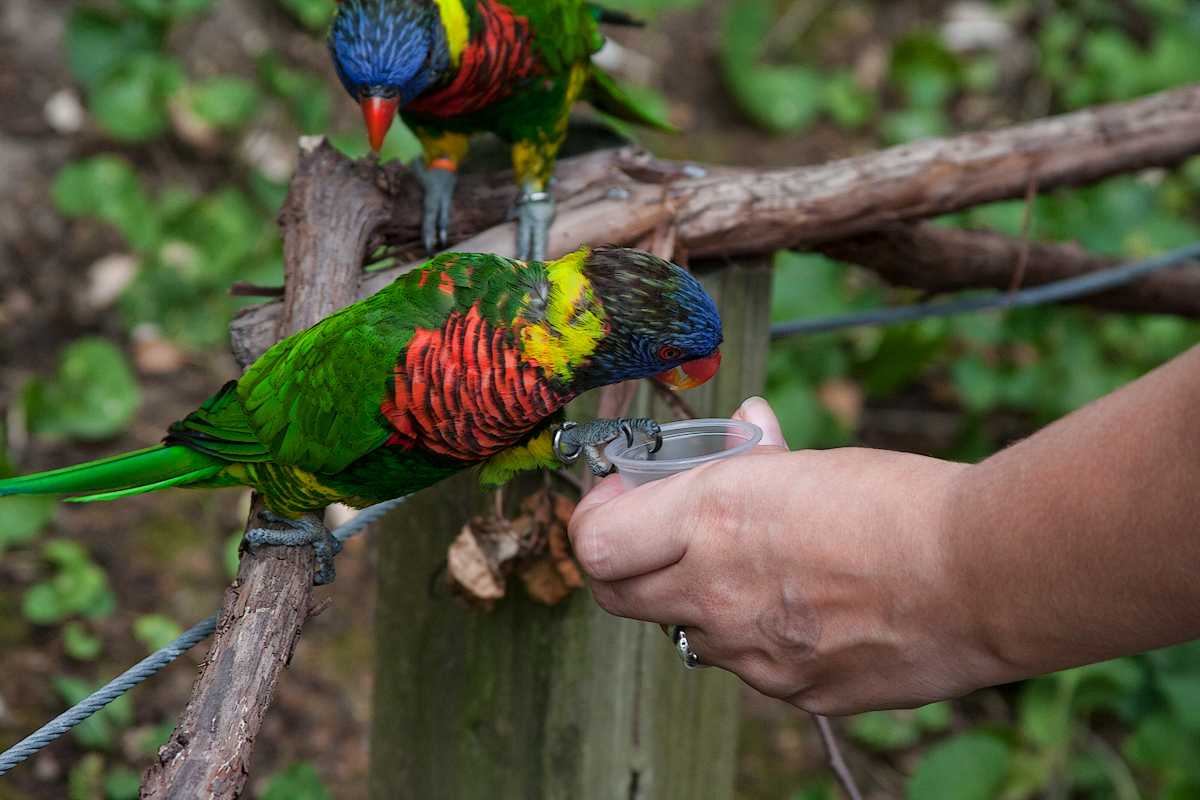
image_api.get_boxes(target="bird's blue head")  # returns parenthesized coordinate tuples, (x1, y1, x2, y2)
(328, 0, 451, 150)
(574, 247, 724, 393)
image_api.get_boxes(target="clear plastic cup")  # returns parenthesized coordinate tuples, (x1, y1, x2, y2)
(603, 418, 763, 491)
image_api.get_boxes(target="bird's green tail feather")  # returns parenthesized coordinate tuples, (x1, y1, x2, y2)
(586, 69, 679, 133)
(0, 446, 225, 501)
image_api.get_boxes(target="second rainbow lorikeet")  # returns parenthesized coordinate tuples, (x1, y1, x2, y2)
(327, 0, 674, 261)
(0, 247, 721, 584)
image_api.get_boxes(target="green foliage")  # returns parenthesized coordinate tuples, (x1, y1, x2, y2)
(54, 156, 284, 348)
(53, 675, 133, 751)
(0, 494, 58, 553)
(906, 731, 1012, 800)
(258, 52, 332, 134)
(850, 702, 952, 751)
(54, 156, 158, 251)
(719, 0, 873, 135)
(62, 621, 104, 661)
(277, 0, 338, 31)
(20, 337, 141, 441)
(134, 613, 183, 652)
(260, 762, 332, 800)
(23, 540, 118, 626)
(186, 76, 260, 130)
(103, 766, 142, 800)
(69, 752, 105, 800)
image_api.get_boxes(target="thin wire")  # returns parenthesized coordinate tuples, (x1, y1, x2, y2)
(770, 240, 1200, 339)
(0, 613, 218, 775)
(0, 495, 408, 776)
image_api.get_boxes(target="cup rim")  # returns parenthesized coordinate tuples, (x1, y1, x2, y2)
(602, 418, 763, 472)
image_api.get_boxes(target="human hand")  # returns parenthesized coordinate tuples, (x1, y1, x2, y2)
(569, 397, 983, 715)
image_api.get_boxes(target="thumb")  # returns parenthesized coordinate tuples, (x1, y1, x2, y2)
(732, 396, 789, 450)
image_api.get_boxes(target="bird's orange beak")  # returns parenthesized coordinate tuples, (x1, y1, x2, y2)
(653, 350, 721, 391)
(360, 96, 400, 152)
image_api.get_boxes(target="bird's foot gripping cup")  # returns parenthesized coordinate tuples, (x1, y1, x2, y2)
(553, 418, 663, 477)
(242, 511, 343, 585)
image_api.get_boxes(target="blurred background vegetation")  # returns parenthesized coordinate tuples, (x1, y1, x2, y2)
(2, 0, 1200, 798)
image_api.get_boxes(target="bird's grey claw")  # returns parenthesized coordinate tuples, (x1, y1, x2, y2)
(515, 191, 556, 262)
(410, 157, 457, 255)
(554, 417, 662, 477)
(243, 511, 342, 585)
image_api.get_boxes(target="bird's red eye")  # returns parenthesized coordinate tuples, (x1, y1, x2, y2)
(658, 345, 682, 361)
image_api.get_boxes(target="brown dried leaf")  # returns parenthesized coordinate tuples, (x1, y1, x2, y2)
(517, 556, 574, 606)
(447, 526, 505, 606)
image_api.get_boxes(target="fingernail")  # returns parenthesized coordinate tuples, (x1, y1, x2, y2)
(740, 396, 766, 411)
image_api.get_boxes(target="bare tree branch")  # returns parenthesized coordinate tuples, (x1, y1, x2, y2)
(141, 139, 381, 800)
(229, 83, 1200, 363)
(815, 221, 1200, 317)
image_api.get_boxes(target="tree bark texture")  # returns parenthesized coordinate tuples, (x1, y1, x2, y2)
(367, 258, 772, 800)
(231, 83, 1200, 364)
(142, 138, 379, 799)
(814, 221, 1200, 317)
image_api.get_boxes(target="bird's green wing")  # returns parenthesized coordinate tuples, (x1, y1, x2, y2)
(235, 286, 430, 476)
(586, 68, 678, 132)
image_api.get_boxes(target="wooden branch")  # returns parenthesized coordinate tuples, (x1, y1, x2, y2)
(229, 83, 1200, 364)
(142, 138, 378, 799)
(814, 221, 1200, 317)
(671, 83, 1200, 256)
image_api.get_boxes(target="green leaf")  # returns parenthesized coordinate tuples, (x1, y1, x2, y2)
(261, 762, 332, 800)
(62, 621, 104, 661)
(821, 69, 876, 132)
(889, 31, 961, 108)
(104, 766, 143, 800)
(53, 155, 159, 251)
(277, 0, 338, 31)
(115, 0, 215, 23)
(258, 53, 331, 134)
(881, 107, 951, 145)
(188, 76, 260, 130)
(785, 780, 834, 800)
(23, 539, 118, 625)
(850, 710, 920, 751)
(134, 613, 183, 652)
(0, 494, 58, 552)
(69, 752, 105, 800)
(89, 52, 184, 142)
(64, 8, 161, 90)
(22, 582, 65, 625)
(52, 676, 134, 750)
(1125, 713, 1200, 786)
(726, 63, 823, 134)
(857, 320, 948, 398)
(22, 337, 142, 441)
(914, 701, 953, 732)
(224, 531, 242, 580)
(906, 731, 1012, 800)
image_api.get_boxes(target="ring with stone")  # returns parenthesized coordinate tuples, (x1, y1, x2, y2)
(667, 625, 710, 669)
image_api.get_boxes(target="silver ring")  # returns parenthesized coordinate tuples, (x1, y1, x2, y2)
(552, 421, 581, 464)
(518, 190, 552, 204)
(667, 625, 709, 669)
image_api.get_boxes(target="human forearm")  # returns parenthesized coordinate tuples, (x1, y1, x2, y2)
(945, 343, 1200, 684)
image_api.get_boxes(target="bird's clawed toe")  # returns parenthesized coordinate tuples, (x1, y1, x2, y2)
(243, 511, 342, 585)
(553, 417, 662, 477)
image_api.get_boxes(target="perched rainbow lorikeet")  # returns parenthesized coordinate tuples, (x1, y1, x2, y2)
(0, 247, 721, 584)
(327, 0, 674, 261)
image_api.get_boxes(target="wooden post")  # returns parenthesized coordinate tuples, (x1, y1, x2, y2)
(367, 257, 772, 799)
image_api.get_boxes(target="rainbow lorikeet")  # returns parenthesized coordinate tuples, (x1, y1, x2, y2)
(0, 247, 721, 584)
(327, 0, 674, 261)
